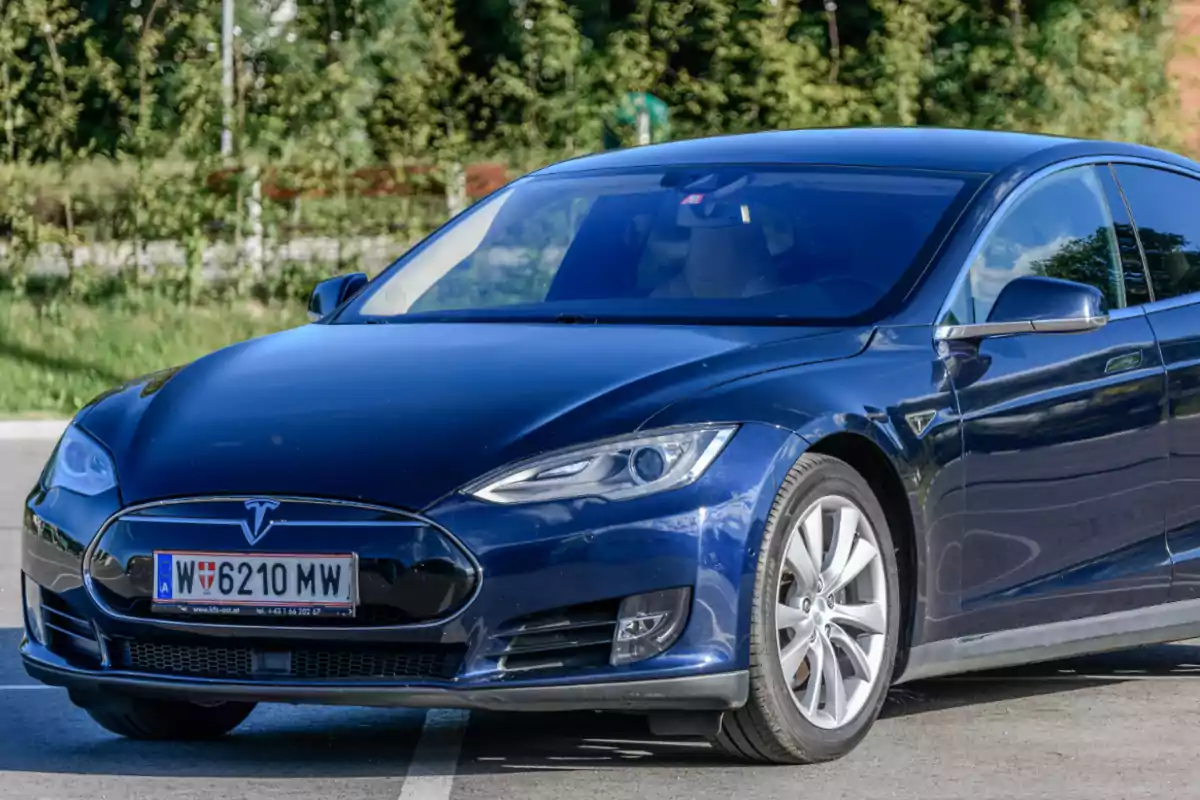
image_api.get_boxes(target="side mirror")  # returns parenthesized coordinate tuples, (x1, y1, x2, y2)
(937, 276, 1108, 342)
(308, 273, 368, 322)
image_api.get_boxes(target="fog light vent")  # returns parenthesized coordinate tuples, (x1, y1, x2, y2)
(611, 587, 692, 666)
(23, 575, 45, 646)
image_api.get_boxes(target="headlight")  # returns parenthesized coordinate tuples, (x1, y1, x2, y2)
(43, 426, 118, 496)
(464, 425, 737, 505)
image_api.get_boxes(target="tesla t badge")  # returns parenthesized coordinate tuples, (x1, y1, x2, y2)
(240, 498, 281, 545)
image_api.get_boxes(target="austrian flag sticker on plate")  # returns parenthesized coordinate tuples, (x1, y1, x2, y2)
(198, 561, 216, 590)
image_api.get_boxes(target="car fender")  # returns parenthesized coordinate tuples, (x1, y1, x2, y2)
(642, 324, 963, 652)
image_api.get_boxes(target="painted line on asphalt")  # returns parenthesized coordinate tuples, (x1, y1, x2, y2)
(584, 738, 713, 749)
(934, 673, 1200, 682)
(0, 685, 56, 690)
(0, 420, 69, 440)
(397, 709, 470, 800)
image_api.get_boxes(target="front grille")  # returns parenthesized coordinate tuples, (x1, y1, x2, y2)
(118, 641, 465, 681)
(490, 599, 619, 674)
(87, 498, 480, 629)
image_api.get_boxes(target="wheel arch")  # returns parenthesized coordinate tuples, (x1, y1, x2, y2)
(804, 430, 919, 680)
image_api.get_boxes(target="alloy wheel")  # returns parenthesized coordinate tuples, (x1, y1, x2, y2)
(775, 494, 888, 730)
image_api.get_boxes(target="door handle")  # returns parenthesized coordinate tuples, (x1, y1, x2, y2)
(1105, 351, 1143, 374)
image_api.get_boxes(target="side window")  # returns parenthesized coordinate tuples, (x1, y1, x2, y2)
(1098, 165, 1153, 306)
(1112, 165, 1200, 301)
(949, 166, 1125, 324)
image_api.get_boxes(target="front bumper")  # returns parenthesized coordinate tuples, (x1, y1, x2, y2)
(22, 639, 748, 711)
(22, 423, 805, 706)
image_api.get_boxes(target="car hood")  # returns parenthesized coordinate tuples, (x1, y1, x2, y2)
(79, 321, 872, 510)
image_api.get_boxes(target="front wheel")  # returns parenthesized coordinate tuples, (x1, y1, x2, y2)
(70, 690, 256, 740)
(711, 453, 901, 764)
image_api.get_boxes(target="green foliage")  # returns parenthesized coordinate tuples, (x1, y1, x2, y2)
(0, 2, 34, 163)
(489, 0, 595, 155)
(0, 0, 1186, 168)
(0, 0, 1189, 306)
(601, 0, 692, 120)
(0, 0, 1190, 413)
(0, 288, 306, 414)
(370, 0, 473, 165)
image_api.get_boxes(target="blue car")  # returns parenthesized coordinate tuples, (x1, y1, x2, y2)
(21, 127, 1200, 763)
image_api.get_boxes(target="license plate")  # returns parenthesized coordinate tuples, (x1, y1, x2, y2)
(152, 551, 357, 618)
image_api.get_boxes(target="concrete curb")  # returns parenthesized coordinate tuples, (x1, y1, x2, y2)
(0, 420, 70, 440)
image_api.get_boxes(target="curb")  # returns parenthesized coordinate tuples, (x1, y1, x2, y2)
(0, 420, 69, 440)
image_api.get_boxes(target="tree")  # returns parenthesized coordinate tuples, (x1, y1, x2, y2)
(672, 0, 738, 135)
(23, 0, 113, 242)
(868, 0, 951, 126)
(489, 0, 594, 156)
(370, 0, 472, 162)
(0, 2, 33, 163)
(600, 0, 692, 140)
(738, 0, 864, 131)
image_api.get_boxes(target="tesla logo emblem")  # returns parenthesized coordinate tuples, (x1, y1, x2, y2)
(240, 498, 281, 545)
(905, 411, 937, 438)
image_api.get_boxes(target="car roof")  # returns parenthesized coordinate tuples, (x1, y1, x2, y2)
(535, 126, 1198, 177)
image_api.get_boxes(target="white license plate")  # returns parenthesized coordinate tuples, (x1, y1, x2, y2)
(152, 551, 357, 618)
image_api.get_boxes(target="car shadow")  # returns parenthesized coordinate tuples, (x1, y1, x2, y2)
(3, 624, 1198, 778)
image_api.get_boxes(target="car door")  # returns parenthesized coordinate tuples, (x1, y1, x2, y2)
(1111, 163, 1200, 602)
(937, 163, 1171, 639)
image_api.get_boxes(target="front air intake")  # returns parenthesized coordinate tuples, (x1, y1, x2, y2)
(489, 599, 620, 674)
(40, 590, 104, 668)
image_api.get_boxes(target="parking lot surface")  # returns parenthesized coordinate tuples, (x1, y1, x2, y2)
(3, 437, 1198, 800)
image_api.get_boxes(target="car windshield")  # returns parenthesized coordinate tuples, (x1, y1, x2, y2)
(341, 165, 980, 324)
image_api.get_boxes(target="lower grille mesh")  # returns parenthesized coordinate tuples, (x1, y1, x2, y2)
(124, 642, 253, 677)
(119, 641, 464, 681)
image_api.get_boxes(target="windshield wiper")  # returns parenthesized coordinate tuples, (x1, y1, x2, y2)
(552, 313, 599, 324)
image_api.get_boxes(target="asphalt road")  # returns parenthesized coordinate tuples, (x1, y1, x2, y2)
(3, 436, 1200, 800)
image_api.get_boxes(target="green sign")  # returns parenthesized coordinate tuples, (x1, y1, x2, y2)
(613, 91, 670, 127)
(604, 92, 670, 150)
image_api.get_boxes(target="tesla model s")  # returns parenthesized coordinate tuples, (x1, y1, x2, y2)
(21, 127, 1200, 763)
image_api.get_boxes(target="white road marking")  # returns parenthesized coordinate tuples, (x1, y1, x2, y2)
(397, 709, 470, 800)
(0, 685, 56, 690)
(584, 738, 713, 748)
(501, 764, 612, 772)
(933, 673, 1200, 682)
(0, 420, 69, 440)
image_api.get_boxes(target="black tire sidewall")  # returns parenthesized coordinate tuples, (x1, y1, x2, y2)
(750, 455, 901, 762)
(72, 691, 255, 740)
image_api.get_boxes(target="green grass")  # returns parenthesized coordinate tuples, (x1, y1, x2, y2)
(0, 294, 308, 415)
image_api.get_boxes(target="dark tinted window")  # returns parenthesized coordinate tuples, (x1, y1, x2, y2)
(347, 166, 978, 324)
(948, 165, 1124, 324)
(1114, 164, 1200, 301)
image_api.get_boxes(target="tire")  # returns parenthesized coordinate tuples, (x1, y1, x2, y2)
(711, 453, 901, 764)
(70, 690, 255, 741)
